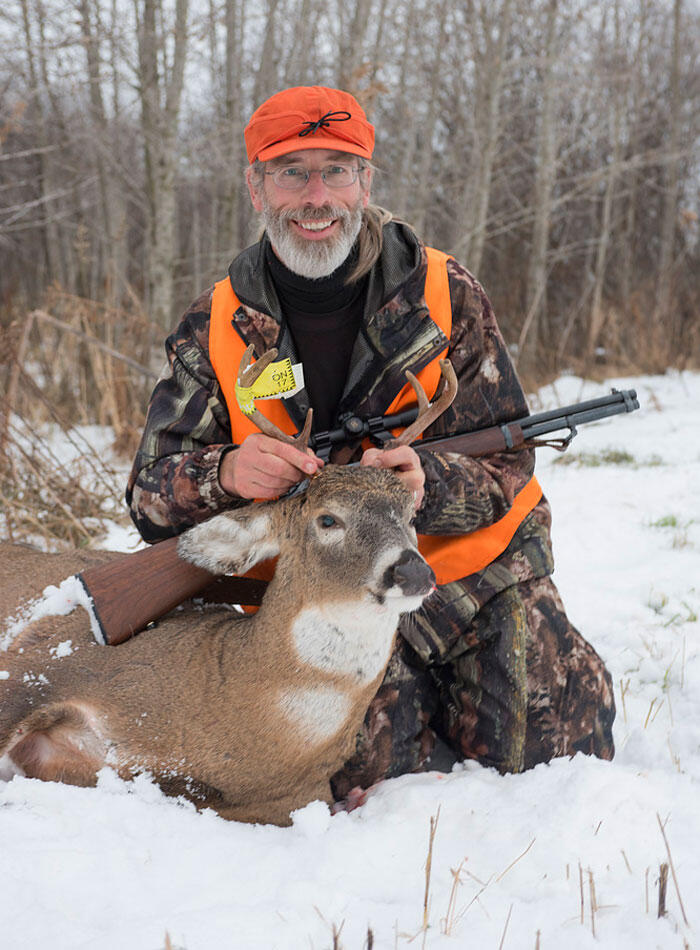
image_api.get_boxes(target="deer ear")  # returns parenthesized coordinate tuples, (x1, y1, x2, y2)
(177, 507, 280, 575)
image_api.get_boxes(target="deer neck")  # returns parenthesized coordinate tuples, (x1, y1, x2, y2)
(246, 589, 402, 750)
(284, 594, 401, 687)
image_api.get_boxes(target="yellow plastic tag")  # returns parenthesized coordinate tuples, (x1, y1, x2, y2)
(235, 358, 304, 416)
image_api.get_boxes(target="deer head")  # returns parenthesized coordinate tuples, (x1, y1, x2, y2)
(178, 349, 459, 613)
(178, 464, 435, 615)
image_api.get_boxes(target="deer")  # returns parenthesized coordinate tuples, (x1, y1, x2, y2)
(0, 349, 457, 825)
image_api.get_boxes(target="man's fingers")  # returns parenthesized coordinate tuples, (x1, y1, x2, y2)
(257, 435, 322, 476)
(360, 445, 425, 510)
(254, 450, 311, 481)
(360, 445, 421, 472)
(220, 433, 323, 498)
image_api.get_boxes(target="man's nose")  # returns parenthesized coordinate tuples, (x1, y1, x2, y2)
(300, 170, 331, 202)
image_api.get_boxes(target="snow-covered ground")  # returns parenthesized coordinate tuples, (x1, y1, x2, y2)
(1, 372, 698, 950)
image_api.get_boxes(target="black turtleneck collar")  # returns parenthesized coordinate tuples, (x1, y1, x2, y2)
(265, 242, 365, 315)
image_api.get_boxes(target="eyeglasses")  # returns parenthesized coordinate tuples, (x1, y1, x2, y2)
(265, 163, 361, 191)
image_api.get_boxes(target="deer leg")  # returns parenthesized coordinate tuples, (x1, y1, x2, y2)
(4, 702, 107, 787)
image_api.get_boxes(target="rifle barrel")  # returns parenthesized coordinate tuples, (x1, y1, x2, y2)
(515, 389, 638, 430)
(521, 399, 638, 439)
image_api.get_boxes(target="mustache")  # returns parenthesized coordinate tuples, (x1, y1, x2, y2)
(278, 205, 351, 223)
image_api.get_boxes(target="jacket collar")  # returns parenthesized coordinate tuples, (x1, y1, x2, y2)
(227, 222, 450, 429)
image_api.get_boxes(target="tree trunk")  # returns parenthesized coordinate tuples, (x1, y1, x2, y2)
(337, 0, 373, 91)
(517, 0, 558, 377)
(586, 0, 623, 362)
(252, 0, 280, 113)
(135, 0, 189, 328)
(620, 0, 648, 305)
(220, 0, 244, 260)
(78, 0, 129, 309)
(19, 0, 65, 291)
(411, 0, 450, 240)
(654, 0, 683, 355)
(464, 0, 513, 274)
(388, 0, 419, 220)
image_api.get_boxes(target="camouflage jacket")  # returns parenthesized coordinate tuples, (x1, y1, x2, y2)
(126, 223, 555, 658)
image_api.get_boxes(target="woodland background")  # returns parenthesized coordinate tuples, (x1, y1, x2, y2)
(0, 0, 699, 546)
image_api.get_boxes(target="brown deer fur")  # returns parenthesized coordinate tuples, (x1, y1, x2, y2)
(0, 466, 436, 825)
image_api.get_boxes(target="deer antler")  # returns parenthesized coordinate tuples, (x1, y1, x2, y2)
(387, 359, 458, 446)
(237, 344, 313, 449)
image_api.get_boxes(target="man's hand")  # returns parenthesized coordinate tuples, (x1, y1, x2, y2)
(360, 445, 425, 510)
(220, 434, 323, 499)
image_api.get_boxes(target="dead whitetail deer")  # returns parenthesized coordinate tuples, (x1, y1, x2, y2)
(0, 348, 457, 825)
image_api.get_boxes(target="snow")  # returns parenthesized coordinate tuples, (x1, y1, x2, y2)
(1, 371, 698, 950)
(49, 639, 74, 658)
(0, 575, 102, 650)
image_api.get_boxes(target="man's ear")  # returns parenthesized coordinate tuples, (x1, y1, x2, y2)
(246, 165, 264, 213)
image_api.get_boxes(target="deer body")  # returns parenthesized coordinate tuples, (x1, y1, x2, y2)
(0, 466, 435, 824)
(1, 351, 456, 824)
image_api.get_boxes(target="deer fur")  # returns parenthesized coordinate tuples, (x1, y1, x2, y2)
(0, 466, 435, 825)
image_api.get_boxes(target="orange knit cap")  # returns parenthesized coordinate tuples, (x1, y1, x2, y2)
(244, 86, 375, 164)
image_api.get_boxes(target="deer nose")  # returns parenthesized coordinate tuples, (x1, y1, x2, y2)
(384, 550, 436, 596)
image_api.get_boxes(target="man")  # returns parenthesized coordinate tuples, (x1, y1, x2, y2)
(127, 86, 615, 800)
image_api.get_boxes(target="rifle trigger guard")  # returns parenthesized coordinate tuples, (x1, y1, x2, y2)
(524, 424, 577, 453)
(563, 421, 578, 447)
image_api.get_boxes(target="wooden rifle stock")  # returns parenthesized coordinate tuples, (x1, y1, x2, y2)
(79, 536, 267, 646)
(421, 423, 525, 457)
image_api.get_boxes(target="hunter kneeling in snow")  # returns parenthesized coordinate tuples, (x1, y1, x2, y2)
(126, 85, 615, 802)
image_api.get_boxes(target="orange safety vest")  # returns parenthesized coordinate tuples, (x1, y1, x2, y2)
(209, 248, 542, 586)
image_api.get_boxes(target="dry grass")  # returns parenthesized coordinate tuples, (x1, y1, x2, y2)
(0, 404, 130, 548)
(1, 292, 159, 549)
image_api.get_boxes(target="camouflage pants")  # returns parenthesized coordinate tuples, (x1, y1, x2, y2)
(330, 575, 615, 800)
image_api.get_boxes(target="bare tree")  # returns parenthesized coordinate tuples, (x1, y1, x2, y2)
(586, 0, 624, 360)
(452, 0, 514, 274)
(76, 0, 131, 306)
(221, 0, 245, 258)
(517, 0, 559, 376)
(134, 0, 189, 327)
(653, 0, 683, 355)
(410, 0, 450, 239)
(1, 0, 698, 387)
(18, 0, 67, 289)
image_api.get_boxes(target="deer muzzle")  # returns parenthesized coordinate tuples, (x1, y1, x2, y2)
(383, 550, 436, 597)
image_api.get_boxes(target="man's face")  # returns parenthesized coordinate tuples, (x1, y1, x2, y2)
(246, 148, 372, 279)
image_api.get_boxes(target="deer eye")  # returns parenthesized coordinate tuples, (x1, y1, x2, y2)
(318, 514, 339, 529)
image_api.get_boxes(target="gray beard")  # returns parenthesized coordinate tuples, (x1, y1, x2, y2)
(262, 199, 363, 279)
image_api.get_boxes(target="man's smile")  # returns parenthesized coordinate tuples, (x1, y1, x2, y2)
(292, 218, 338, 238)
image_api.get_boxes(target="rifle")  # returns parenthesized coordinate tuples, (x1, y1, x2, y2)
(79, 388, 639, 645)
(310, 387, 640, 460)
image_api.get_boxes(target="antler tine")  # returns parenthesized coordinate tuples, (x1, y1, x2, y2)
(237, 345, 313, 449)
(388, 359, 458, 447)
(407, 371, 431, 414)
(295, 407, 313, 450)
(247, 406, 313, 448)
(238, 343, 278, 387)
